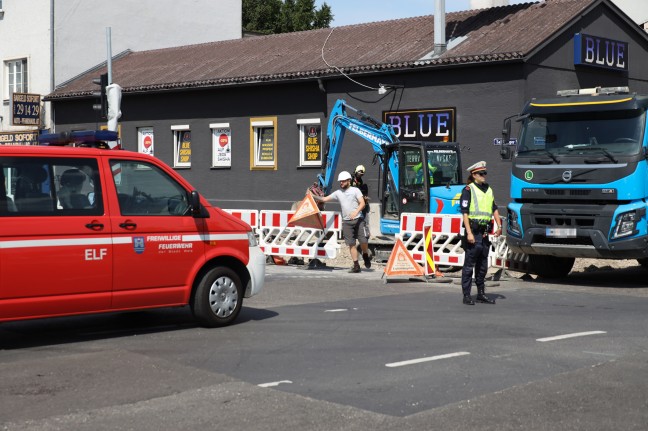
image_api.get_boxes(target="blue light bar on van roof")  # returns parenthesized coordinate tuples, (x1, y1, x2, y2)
(38, 130, 119, 148)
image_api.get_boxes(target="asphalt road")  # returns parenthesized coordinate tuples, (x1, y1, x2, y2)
(1, 263, 647, 430)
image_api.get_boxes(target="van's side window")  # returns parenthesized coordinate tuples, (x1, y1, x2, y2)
(0, 157, 102, 216)
(110, 160, 190, 216)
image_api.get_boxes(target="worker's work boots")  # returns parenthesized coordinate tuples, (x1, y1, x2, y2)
(349, 262, 361, 273)
(463, 295, 475, 305)
(476, 289, 495, 304)
(362, 253, 372, 269)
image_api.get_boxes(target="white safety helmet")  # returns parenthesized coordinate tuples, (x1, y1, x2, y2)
(337, 171, 352, 181)
(355, 164, 366, 174)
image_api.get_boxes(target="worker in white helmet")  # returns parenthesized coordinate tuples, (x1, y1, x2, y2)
(310, 170, 370, 273)
(351, 164, 372, 268)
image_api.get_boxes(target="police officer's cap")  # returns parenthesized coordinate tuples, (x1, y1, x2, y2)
(466, 161, 487, 173)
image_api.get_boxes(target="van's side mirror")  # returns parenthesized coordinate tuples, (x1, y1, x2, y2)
(190, 190, 202, 217)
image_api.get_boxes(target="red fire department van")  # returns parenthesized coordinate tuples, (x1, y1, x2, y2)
(0, 131, 264, 327)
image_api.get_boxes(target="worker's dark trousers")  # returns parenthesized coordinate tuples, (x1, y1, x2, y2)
(461, 233, 490, 296)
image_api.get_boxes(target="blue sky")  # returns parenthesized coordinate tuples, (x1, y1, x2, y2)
(315, 1, 529, 27)
(314, 0, 646, 26)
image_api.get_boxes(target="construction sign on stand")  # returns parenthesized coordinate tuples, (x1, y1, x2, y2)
(423, 223, 452, 282)
(383, 238, 424, 279)
(288, 194, 324, 230)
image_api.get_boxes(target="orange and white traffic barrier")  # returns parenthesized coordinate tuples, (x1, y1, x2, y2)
(257, 210, 342, 259)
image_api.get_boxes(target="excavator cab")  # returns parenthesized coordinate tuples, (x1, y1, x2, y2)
(380, 141, 463, 233)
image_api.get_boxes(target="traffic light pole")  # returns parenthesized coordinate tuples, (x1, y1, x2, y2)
(106, 27, 113, 85)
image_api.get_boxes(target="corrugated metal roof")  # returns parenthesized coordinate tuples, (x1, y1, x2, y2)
(47, 0, 596, 100)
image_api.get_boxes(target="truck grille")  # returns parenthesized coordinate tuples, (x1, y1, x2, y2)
(544, 189, 591, 196)
(533, 214, 595, 227)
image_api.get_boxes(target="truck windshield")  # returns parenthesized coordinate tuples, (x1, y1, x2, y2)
(518, 111, 645, 157)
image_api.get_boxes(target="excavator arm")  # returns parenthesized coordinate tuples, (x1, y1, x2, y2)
(315, 99, 399, 195)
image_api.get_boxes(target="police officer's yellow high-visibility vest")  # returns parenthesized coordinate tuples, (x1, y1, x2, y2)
(468, 183, 494, 222)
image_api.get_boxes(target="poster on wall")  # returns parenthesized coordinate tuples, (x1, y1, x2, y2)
(212, 126, 231, 168)
(176, 131, 191, 166)
(258, 127, 275, 164)
(303, 124, 322, 166)
(138, 127, 154, 156)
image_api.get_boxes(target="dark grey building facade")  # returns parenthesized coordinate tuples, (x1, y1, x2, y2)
(47, 0, 648, 212)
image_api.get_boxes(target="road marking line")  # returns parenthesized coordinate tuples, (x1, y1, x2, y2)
(536, 331, 606, 342)
(385, 352, 470, 368)
(325, 309, 348, 312)
(258, 380, 293, 388)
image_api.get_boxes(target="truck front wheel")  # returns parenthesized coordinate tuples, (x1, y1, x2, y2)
(529, 255, 575, 279)
(192, 267, 243, 327)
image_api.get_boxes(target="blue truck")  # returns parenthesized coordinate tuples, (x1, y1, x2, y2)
(501, 86, 648, 278)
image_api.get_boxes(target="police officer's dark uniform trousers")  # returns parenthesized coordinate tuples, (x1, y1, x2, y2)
(460, 180, 497, 305)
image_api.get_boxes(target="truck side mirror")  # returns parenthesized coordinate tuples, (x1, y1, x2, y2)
(500, 118, 513, 160)
(502, 118, 511, 142)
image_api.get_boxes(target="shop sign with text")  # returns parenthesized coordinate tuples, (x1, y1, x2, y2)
(383, 108, 456, 142)
(574, 33, 628, 71)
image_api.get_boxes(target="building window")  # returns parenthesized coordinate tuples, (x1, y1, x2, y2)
(250, 117, 277, 170)
(172, 125, 191, 168)
(211, 123, 231, 168)
(297, 119, 322, 167)
(6, 58, 28, 96)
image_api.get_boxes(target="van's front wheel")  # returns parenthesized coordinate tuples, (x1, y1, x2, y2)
(192, 267, 242, 327)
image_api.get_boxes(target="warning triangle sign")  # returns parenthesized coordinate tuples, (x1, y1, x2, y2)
(288, 194, 324, 229)
(384, 239, 424, 277)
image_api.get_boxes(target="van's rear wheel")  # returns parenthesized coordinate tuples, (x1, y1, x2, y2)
(192, 267, 242, 327)
(529, 255, 575, 279)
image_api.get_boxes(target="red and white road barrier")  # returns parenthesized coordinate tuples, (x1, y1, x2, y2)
(398, 213, 529, 273)
(223, 209, 259, 230)
(257, 210, 342, 259)
(398, 213, 465, 268)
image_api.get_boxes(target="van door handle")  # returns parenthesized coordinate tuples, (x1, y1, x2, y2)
(85, 222, 104, 230)
(119, 221, 137, 229)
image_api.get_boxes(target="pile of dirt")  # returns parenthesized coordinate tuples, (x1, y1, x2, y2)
(297, 246, 640, 274)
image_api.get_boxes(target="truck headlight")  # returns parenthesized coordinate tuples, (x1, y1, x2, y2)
(247, 231, 258, 247)
(612, 211, 637, 239)
(507, 210, 522, 237)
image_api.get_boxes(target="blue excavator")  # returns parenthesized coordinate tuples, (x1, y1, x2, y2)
(311, 99, 466, 261)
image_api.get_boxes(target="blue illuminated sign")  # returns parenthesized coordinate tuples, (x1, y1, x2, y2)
(574, 33, 628, 72)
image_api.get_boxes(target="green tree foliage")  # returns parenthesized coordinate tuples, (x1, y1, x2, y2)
(243, 0, 333, 34)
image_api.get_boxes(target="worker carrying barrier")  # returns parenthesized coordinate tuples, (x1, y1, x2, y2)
(257, 209, 342, 259)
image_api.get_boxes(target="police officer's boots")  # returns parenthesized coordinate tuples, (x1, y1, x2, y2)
(476, 288, 495, 304)
(463, 295, 475, 305)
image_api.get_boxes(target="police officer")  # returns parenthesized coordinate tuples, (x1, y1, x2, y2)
(460, 161, 502, 305)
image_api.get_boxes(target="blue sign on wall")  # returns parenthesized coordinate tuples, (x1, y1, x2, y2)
(574, 33, 628, 72)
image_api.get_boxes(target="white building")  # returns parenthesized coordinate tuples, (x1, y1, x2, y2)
(0, 0, 241, 135)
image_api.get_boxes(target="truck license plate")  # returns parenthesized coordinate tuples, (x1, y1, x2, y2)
(546, 228, 576, 238)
